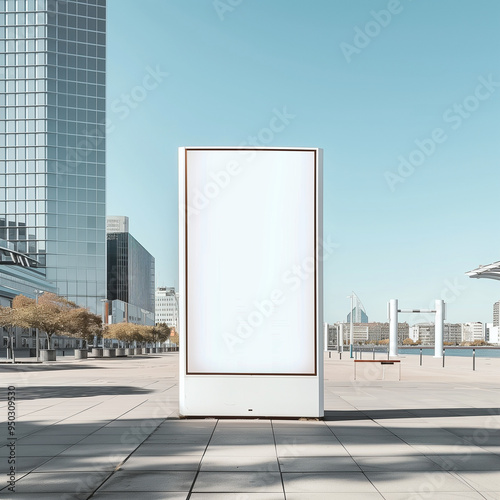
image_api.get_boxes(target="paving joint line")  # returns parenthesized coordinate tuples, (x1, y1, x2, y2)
(185, 418, 219, 499)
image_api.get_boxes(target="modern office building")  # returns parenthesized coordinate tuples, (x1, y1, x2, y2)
(106, 215, 128, 233)
(106, 217, 155, 325)
(461, 322, 485, 343)
(155, 286, 178, 329)
(347, 306, 368, 324)
(0, 0, 106, 313)
(444, 323, 462, 345)
(494, 301, 499, 327)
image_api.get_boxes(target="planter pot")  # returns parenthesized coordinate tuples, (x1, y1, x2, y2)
(151, 347, 157, 353)
(40, 349, 56, 362)
(74, 349, 88, 360)
(92, 348, 103, 358)
(134, 347, 142, 355)
(144, 347, 151, 354)
(103, 348, 116, 357)
(125, 348, 135, 356)
(115, 348, 126, 357)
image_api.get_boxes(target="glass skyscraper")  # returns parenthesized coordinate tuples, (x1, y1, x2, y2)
(0, 0, 106, 313)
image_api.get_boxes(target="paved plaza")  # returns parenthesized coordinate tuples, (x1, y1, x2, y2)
(0, 351, 499, 499)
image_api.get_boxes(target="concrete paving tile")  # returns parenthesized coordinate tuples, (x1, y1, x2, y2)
(33, 455, 121, 471)
(342, 443, 421, 457)
(200, 455, 279, 472)
(366, 471, 475, 493)
(15, 434, 87, 445)
(157, 422, 216, 433)
(204, 444, 277, 458)
(97, 471, 196, 492)
(286, 494, 384, 500)
(0, 444, 71, 457)
(0, 494, 89, 499)
(5, 455, 53, 472)
(193, 471, 282, 492)
(58, 443, 136, 456)
(215, 420, 272, 428)
(276, 441, 349, 457)
(482, 494, 500, 500)
(210, 435, 274, 446)
(7, 471, 109, 493)
(455, 471, 500, 491)
(92, 494, 188, 500)
(282, 472, 379, 493)
(120, 454, 201, 471)
(382, 493, 486, 500)
(190, 494, 284, 500)
(134, 443, 207, 456)
(144, 434, 212, 445)
(427, 453, 500, 471)
(272, 425, 333, 437)
(354, 455, 444, 472)
(279, 456, 361, 473)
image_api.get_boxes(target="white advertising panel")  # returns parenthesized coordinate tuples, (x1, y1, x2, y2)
(179, 147, 323, 417)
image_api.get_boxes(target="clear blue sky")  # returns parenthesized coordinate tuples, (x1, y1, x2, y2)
(106, 0, 500, 324)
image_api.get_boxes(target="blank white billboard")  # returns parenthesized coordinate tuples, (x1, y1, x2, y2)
(183, 148, 317, 375)
(179, 147, 323, 417)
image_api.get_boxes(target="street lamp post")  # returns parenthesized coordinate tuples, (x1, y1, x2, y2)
(34, 289, 43, 362)
(100, 299, 108, 348)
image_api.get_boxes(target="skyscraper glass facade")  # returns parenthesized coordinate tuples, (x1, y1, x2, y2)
(0, 0, 106, 313)
(107, 232, 155, 314)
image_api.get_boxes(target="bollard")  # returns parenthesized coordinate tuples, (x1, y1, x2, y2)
(442, 348, 445, 368)
(372, 347, 375, 360)
(473, 348, 476, 371)
(329, 352, 331, 359)
(360, 350, 362, 360)
(339, 351, 342, 360)
(387, 348, 389, 360)
(419, 348, 422, 366)
(350, 344, 353, 359)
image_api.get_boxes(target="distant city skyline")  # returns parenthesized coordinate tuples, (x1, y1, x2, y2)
(105, 0, 500, 324)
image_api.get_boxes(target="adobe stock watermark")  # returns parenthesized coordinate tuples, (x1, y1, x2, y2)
(223, 236, 339, 351)
(109, 65, 168, 124)
(340, 0, 410, 63)
(213, 0, 243, 21)
(180, 106, 295, 220)
(385, 74, 500, 192)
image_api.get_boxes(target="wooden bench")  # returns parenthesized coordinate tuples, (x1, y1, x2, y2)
(354, 359, 401, 381)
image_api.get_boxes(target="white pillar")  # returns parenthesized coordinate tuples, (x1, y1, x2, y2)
(339, 323, 344, 352)
(389, 299, 398, 357)
(434, 299, 445, 358)
(349, 294, 354, 346)
(324, 322, 329, 352)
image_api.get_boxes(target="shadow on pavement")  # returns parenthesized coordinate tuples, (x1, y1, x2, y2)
(3, 385, 153, 399)
(325, 407, 500, 421)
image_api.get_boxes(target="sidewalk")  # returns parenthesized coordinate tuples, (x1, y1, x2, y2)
(0, 352, 499, 498)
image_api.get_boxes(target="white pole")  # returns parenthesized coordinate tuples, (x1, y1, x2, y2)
(339, 323, 344, 352)
(35, 290, 40, 362)
(324, 322, 328, 352)
(350, 294, 354, 347)
(434, 299, 444, 358)
(389, 299, 398, 357)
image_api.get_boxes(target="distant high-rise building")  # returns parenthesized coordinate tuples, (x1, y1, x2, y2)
(347, 306, 368, 323)
(155, 286, 178, 329)
(106, 216, 155, 325)
(493, 301, 499, 327)
(0, 0, 107, 313)
(106, 215, 129, 234)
